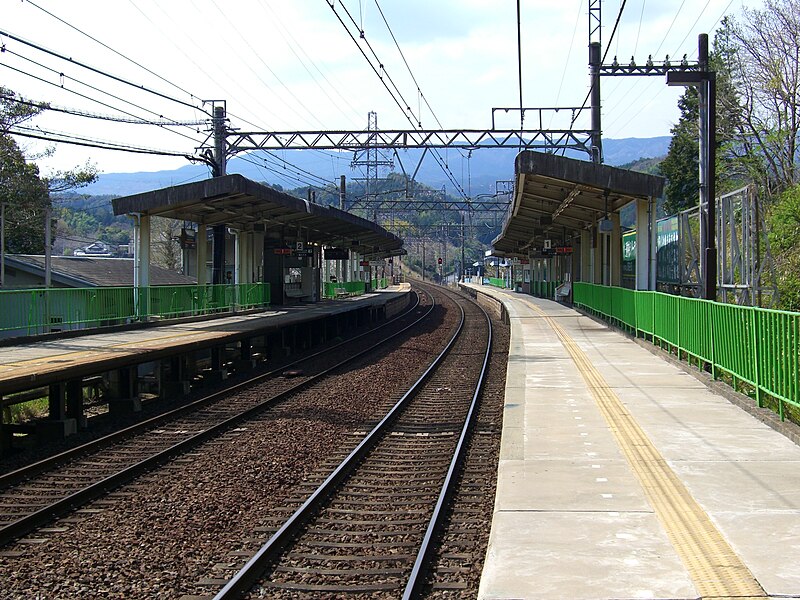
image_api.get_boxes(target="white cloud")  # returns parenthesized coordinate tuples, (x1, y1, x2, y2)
(0, 0, 759, 175)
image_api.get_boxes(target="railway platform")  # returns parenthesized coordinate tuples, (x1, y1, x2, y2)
(0, 286, 411, 451)
(464, 283, 800, 600)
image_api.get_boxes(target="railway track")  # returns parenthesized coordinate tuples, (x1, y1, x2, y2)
(0, 290, 433, 547)
(214, 283, 492, 598)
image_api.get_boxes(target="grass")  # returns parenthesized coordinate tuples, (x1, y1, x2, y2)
(3, 397, 49, 425)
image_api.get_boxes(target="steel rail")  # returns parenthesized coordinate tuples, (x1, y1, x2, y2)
(0, 292, 421, 491)
(214, 283, 487, 599)
(0, 291, 430, 547)
(402, 288, 493, 598)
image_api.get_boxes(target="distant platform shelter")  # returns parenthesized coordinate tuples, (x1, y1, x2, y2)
(112, 174, 404, 304)
(490, 152, 664, 298)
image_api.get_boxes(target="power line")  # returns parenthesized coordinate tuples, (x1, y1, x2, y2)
(257, 0, 363, 127)
(373, 0, 444, 129)
(0, 28, 210, 115)
(566, 1, 629, 142)
(653, 1, 687, 57)
(633, 1, 647, 56)
(9, 124, 197, 158)
(0, 59, 206, 145)
(325, 0, 469, 200)
(204, 0, 326, 129)
(330, 0, 422, 127)
(21, 0, 202, 104)
(671, 0, 713, 57)
(1, 93, 207, 126)
(551, 0, 585, 118)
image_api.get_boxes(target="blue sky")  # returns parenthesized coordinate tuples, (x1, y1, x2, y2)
(1, 0, 757, 176)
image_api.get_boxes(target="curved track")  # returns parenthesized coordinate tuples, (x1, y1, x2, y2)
(0, 290, 430, 547)
(214, 283, 493, 599)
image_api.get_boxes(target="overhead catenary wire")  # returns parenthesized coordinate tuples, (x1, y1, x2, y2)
(0, 58, 207, 145)
(0, 28, 210, 115)
(1, 93, 207, 126)
(325, 0, 470, 201)
(22, 0, 201, 104)
(9, 124, 197, 158)
(373, 0, 444, 129)
(603, 0, 726, 137)
(8, 1, 340, 192)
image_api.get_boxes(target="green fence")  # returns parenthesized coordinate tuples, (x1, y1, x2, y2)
(322, 281, 367, 299)
(0, 283, 271, 337)
(487, 277, 507, 288)
(574, 282, 800, 419)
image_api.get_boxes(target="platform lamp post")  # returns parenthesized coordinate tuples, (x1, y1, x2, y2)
(667, 34, 717, 301)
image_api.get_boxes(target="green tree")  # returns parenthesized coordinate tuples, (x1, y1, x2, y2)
(768, 184, 800, 310)
(659, 89, 700, 214)
(659, 20, 746, 214)
(0, 135, 50, 253)
(1, 86, 98, 256)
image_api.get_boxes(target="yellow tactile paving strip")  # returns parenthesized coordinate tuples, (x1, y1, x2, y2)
(520, 297, 766, 600)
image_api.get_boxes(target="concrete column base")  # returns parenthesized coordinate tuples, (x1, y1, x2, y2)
(162, 380, 191, 399)
(203, 369, 228, 385)
(108, 397, 142, 416)
(36, 418, 78, 440)
(234, 358, 257, 372)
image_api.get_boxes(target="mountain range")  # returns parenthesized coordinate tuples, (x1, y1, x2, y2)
(81, 136, 671, 197)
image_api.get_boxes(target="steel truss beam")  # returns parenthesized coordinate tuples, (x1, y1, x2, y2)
(348, 199, 510, 212)
(226, 129, 592, 154)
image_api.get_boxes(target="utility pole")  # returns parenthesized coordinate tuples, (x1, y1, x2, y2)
(589, 42, 603, 164)
(211, 103, 227, 285)
(667, 35, 716, 300)
(44, 206, 51, 289)
(460, 211, 465, 283)
(339, 175, 346, 211)
(700, 35, 717, 301)
(0, 202, 5, 288)
(422, 238, 426, 282)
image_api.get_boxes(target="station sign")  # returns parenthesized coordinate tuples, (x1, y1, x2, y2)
(325, 247, 349, 260)
(555, 246, 573, 254)
(273, 247, 292, 255)
(179, 228, 196, 250)
(292, 249, 313, 258)
(359, 260, 371, 267)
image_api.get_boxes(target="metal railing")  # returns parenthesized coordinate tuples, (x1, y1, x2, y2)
(0, 283, 271, 337)
(487, 277, 507, 288)
(574, 282, 800, 419)
(322, 281, 366, 299)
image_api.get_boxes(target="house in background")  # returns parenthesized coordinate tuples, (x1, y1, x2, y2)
(72, 241, 114, 258)
(2, 254, 195, 289)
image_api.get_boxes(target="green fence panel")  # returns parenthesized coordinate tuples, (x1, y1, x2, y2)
(712, 303, 756, 386)
(635, 291, 655, 336)
(754, 308, 800, 410)
(652, 293, 680, 347)
(324, 281, 366, 298)
(488, 277, 505, 288)
(572, 282, 800, 418)
(0, 283, 272, 335)
(678, 297, 714, 363)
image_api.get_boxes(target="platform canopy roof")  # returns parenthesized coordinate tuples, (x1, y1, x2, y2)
(112, 174, 404, 256)
(491, 151, 665, 257)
